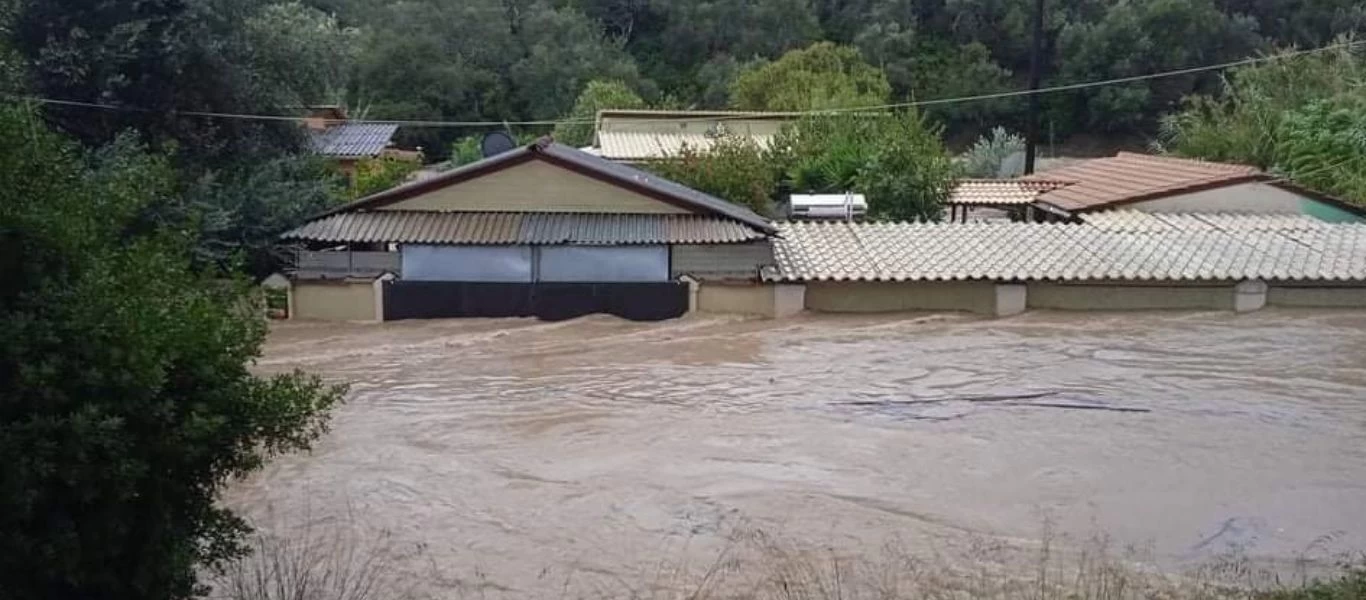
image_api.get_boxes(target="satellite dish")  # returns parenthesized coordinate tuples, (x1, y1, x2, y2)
(480, 131, 517, 158)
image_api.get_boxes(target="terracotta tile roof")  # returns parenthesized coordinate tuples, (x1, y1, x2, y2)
(767, 219, 1366, 283)
(1024, 152, 1265, 212)
(282, 211, 768, 245)
(948, 179, 1073, 205)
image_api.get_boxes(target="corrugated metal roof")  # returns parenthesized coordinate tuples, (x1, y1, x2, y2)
(949, 179, 1073, 205)
(309, 123, 399, 158)
(596, 131, 776, 161)
(1024, 152, 1264, 212)
(282, 211, 766, 245)
(768, 219, 1366, 283)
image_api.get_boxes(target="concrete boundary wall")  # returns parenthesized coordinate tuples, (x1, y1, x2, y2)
(1267, 284, 1366, 307)
(291, 279, 379, 321)
(1025, 281, 1239, 311)
(805, 281, 999, 314)
(696, 282, 804, 318)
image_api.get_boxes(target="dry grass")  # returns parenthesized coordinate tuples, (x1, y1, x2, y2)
(206, 523, 422, 600)
(204, 521, 1363, 600)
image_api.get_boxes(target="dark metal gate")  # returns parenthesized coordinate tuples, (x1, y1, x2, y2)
(382, 281, 689, 322)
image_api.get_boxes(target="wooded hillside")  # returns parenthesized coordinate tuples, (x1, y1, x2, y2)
(300, 0, 1363, 155)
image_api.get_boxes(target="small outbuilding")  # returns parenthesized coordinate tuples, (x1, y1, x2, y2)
(1024, 152, 1366, 222)
(281, 138, 779, 322)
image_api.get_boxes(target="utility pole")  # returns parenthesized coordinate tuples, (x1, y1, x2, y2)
(1024, 0, 1045, 174)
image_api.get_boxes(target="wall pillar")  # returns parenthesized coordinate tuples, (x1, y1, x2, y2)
(994, 283, 1028, 317)
(679, 275, 700, 313)
(1233, 279, 1268, 313)
(772, 284, 807, 318)
(373, 273, 395, 322)
(286, 279, 297, 320)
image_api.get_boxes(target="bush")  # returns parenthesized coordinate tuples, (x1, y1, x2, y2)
(774, 111, 957, 221)
(650, 134, 781, 217)
(0, 104, 345, 599)
(960, 127, 1027, 178)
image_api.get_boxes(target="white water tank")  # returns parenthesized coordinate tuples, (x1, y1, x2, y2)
(789, 193, 867, 220)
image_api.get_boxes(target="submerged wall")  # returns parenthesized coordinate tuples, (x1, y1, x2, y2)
(291, 279, 379, 321)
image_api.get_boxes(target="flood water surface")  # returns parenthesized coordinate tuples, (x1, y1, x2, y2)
(227, 310, 1366, 595)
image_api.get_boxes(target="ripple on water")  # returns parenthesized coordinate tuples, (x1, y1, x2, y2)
(234, 310, 1366, 597)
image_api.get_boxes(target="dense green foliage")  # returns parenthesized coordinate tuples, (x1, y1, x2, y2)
(352, 156, 421, 198)
(0, 105, 344, 599)
(275, 0, 1364, 151)
(8, 0, 350, 279)
(729, 42, 891, 111)
(775, 112, 955, 220)
(553, 79, 646, 147)
(651, 111, 955, 220)
(650, 135, 781, 216)
(1161, 44, 1366, 204)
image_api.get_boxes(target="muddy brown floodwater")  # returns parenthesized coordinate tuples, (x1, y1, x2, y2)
(224, 309, 1366, 597)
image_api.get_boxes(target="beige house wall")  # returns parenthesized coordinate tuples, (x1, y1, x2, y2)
(1267, 285, 1366, 307)
(291, 280, 378, 321)
(1026, 281, 1235, 310)
(696, 282, 804, 317)
(1126, 182, 1364, 223)
(379, 160, 688, 214)
(804, 281, 998, 314)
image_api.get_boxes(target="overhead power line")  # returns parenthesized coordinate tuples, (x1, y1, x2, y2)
(3, 38, 1362, 129)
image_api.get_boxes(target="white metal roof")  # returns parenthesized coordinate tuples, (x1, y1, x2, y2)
(768, 218, 1366, 283)
(596, 131, 776, 161)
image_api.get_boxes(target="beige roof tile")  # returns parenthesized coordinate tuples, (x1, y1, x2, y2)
(948, 179, 1072, 205)
(768, 219, 1366, 283)
(596, 131, 776, 161)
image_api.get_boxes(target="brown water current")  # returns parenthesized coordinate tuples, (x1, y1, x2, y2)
(225, 310, 1366, 596)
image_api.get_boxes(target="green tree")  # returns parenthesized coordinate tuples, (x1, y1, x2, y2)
(1160, 43, 1366, 205)
(352, 156, 421, 198)
(1055, 0, 1264, 132)
(858, 111, 956, 221)
(854, 23, 1016, 130)
(10, 0, 315, 164)
(244, 1, 361, 106)
(773, 110, 956, 220)
(508, 2, 645, 120)
(0, 104, 344, 599)
(730, 42, 892, 111)
(553, 79, 646, 147)
(1274, 99, 1366, 204)
(1160, 43, 1365, 167)
(650, 135, 780, 216)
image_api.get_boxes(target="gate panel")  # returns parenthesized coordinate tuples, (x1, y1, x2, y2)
(383, 281, 689, 322)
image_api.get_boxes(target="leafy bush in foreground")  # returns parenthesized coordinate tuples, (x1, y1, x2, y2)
(0, 104, 345, 599)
